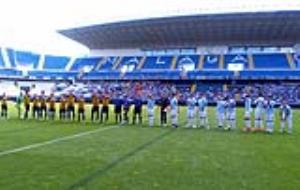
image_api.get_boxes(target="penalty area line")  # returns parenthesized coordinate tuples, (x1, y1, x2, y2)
(0, 125, 119, 157)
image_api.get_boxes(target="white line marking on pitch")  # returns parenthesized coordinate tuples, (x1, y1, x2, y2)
(0, 125, 119, 157)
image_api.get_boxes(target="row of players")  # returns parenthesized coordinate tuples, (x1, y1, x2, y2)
(0, 91, 293, 133)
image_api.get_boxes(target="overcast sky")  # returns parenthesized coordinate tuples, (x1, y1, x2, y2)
(0, 0, 299, 55)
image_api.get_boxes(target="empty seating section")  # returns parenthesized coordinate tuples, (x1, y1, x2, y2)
(224, 54, 248, 69)
(203, 55, 220, 69)
(99, 57, 118, 70)
(43, 55, 70, 70)
(176, 55, 199, 70)
(253, 54, 289, 69)
(142, 56, 173, 69)
(117, 56, 142, 71)
(70, 57, 102, 71)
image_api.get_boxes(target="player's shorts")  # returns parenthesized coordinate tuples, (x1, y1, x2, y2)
(49, 108, 55, 112)
(68, 106, 75, 112)
(148, 109, 154, 116)
(41, 105, 47, 112)
(254, 110, 263, 120)
(199, 111, 207, 119)
(1, 104, 7, 110)
(217, 112, 225, 121)
(25, 104, 30, 112)
(187, 109, 195, 119)
(266, 114, 274, 122)
(244, 111, 251, 120)
(171, 110, 178, 123)
(115, 106, 122, 114)
(102, 106, 108, 113)
(227, 112, 236, 120)
(92, 106, 99, 112)
(78, 108, 85, 114)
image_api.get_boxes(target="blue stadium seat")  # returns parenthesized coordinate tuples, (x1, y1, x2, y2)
(142, 56, 173, 69)
(0, 48, 6, 68)
(187, 70, 234, 79)
(43, 55, 71, 70)
(240, 70, 300, 79)
(98, 57, 119, 70)
(84, 71, 121, 80)
(176, 55, 199, 70)
(224, 54, 248, 69)
(70, 57, 102, 71)
(0, 69, 22, 76)
(123, 70, 180, 80)
(28, 71, 78, 79)
(117, 56, 142, 71)
(253, 54, 289, 69)
(203, 55, 220, 69)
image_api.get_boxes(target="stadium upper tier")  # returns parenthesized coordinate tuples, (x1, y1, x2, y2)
(0, 49, 300, 80)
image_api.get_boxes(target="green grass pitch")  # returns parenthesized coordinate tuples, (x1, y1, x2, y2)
(0, 103, 299, 190)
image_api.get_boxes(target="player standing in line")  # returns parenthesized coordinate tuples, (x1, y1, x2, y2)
(160, 94, 169, 127)
(264, 95, 276, 133)
(100, 94, 110, 123)
(123, 94, 131, 124)
(243, 94, 252, 132)
(186, 93, 196, 128)
(170, 93, 179, 128)
(1, 93, 8, 119)
(48, 93, 56, 120)
(91, 92, 100, 122)
(23, 91, 30, 119)
(32, 94, 40, 119)
(147, 94, 156, 127)
(216, 94, 226, 129)
(132, 94, 143, 125)
(225, 95, 236, 130)
(39, 91, 47, 120)
(254, 93, 265, 131)
(59, 95, 67, 120)
(16, 92, 23, 119)
(67, 92, 76, 121)
(114, 94, 123, 124)
(279, 100, 293, 134)
(197, 93, 209, 129)
(77, 95, 86, 122)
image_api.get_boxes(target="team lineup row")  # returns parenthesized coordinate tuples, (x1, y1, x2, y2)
(0, 91, 293, 134)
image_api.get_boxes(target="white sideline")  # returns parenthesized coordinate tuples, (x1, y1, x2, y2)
(0, 125, 119, 157)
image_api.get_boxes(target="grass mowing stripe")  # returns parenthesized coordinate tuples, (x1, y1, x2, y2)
(68, 128, 174, 190)
(0, 125, 119, 157)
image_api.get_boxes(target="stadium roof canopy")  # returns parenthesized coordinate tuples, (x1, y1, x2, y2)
(59, 11, 300, 49)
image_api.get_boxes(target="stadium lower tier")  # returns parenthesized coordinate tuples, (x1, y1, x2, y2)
(1, 69, 300, 80)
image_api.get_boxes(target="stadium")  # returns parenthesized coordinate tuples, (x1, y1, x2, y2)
(0, 1, 300, 189)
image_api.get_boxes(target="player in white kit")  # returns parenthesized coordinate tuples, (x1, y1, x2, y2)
(279, 100, 293, 134)
(225, 96, 236, 130)
(243, 94, 252, 132)
(254, 94, 265, 131)
(147, 94, 156, 127)
(197, 93, 209, 129)
(186, 93, 196, 128)
(170, 93, 179, 128)
(216, 94, 226, 129)
(264, 95, 276, 133)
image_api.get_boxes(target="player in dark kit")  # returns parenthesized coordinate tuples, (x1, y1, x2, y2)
(114, 95, 123, 124)
(32, 94, 40, 119)
(91, 92, 100, 122)
(1, 93, 8, 119)
(100, 94, 110, 123)
(23, 91, 30, 119)
(67, 92, 76, 120)
(48, 93, 56, 120)
(59, 95, 67, 120)
(123, 94, 131, 124)
(132, 95, 143, 125)
(77, 95, 86, 122)
(159, 94, 169, 127)
(39, 91, 47, 119)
